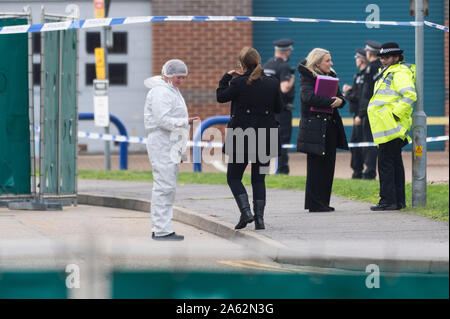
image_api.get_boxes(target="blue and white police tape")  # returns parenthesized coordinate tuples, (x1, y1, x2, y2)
(424, 21, 449, 32)
(267, 137, 450, 148)
(78, 131, 147, 144)
(33, 126, 450, 147)
(0, 15, 448, 35)
(75, 131, 448, 148)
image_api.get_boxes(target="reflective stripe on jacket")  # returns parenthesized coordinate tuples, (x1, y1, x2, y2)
(367, 62, 416, 145)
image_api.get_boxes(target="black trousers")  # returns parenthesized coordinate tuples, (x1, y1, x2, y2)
(362, 116, 377, 179)
(227, 162, 269, 201)
(377, 138, 406, 207)
(305, 120, 338, 210)
(275, 109, 292, 174)
(350, 121, 363, 178)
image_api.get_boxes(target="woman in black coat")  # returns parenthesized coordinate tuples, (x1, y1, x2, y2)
(297, 48, 349, 212)
(217, 47, 283, 230)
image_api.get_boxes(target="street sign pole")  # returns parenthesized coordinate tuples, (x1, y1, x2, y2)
(412, 0, 427, 207)
(94, 0, 111, 170)
(100, 27, 111, 170)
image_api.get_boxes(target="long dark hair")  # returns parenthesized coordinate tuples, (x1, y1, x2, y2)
(239, 47, 263, 85)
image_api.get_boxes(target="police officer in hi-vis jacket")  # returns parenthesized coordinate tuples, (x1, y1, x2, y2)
(367, 42, 416, 211)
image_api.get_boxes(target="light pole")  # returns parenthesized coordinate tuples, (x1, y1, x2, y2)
(412, 0, 427, 207)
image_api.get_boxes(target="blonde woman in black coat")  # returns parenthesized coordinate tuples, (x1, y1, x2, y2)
(217, 47, 283, 230)
(297, 48, 349, 212)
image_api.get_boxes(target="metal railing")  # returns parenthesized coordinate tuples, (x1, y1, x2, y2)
(193, 115, 230, 172)
(78, 113, 129, 170)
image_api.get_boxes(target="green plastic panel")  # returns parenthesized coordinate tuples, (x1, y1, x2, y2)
(42, 29, 60, 194)
(60, 29, 77, 194)
(42, 25, 77, 195)
(0, 271, 67, 299)
(112, 271, 449, 299)
(0, 18, 30, 195)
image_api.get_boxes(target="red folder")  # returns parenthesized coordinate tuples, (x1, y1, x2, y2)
(310, 75, 339, 114)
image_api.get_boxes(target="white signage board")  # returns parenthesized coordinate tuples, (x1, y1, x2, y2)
(93, 79, 110, 127)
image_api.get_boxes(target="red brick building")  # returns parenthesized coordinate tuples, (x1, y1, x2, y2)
(151, 0, 252, 124)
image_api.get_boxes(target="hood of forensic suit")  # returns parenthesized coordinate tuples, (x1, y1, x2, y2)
(144, 75, 169, 89)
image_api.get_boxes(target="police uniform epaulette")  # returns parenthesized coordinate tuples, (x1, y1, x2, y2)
(374, 66, 388, 82)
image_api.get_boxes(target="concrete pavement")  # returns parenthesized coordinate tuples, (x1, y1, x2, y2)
(77, 179, 449, 274)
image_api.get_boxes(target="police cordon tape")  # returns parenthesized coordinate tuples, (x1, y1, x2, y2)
(32, 126, 450, 148)
(0, 15, 448, 35)
(75, 131, 449, 148)
(424, 20, 450, 32)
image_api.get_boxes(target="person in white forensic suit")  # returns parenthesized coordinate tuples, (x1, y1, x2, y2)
(144, 59, 199, 241)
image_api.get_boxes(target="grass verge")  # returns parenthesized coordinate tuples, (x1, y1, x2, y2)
(78, 170, 449, 222)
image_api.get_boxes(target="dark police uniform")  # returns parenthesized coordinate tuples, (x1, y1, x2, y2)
(263, 39, 295, 174)
(344, 48, 367, 179)
(359, 40, 382, 179)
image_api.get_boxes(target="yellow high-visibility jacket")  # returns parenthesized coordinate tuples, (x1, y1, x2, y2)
(367, 62, 416, 145)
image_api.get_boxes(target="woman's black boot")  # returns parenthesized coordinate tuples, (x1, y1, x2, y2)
(234, 193, 254, 229)
(253, 200, 266, 230)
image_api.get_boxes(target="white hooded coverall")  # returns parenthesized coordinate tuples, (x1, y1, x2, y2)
(144, 75, 189, 236)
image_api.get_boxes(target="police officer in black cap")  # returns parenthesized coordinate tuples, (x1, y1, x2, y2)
(263, 39, 295, 174)
(368, 42, 416, 211)
(357, 40, 382, 179)
(343, 48, 368, 179)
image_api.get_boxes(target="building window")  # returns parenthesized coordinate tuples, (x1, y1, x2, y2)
(85, 63, 127, 85)
(33, 63, 40, 85)
(32, 33, 41, 54)
(86, 32, 101, 53)
(86, 31, 127, 54)
(109, 63, 127, 84)
(110, 32, 127, 54)
(85, 63, 96, 85)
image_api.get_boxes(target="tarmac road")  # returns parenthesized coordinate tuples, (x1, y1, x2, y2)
(0, 205, 364, 274)
(0, 204, 370, 298)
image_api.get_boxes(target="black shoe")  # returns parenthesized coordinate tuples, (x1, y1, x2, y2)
(253, 199, 266, 230)
(152, 232, 184, 241)
(397, 203, 406, 210)
(309, 207, 333, 213)
(370, 204, 398, 211)
(362, 175, 376, 180)
(234, 193, 254, 230)
(352, 173, 362, 179)
(327, 206, 335, 211)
